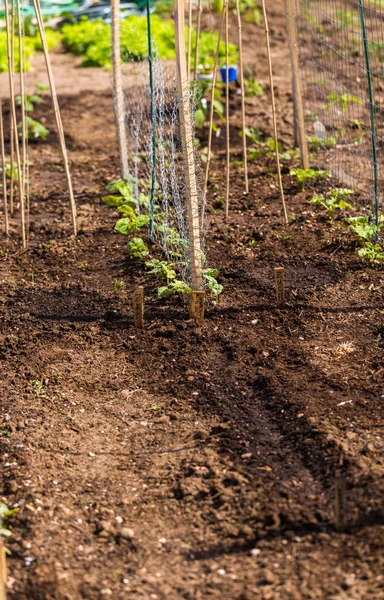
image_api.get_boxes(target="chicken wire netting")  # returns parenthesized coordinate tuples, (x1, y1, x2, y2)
(288, 0, 384, 225)
(120, 55, 206, 288)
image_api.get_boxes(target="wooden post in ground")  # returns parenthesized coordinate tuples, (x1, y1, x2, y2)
(235, 0, 248, 194)
(190, 290, 205, 323)
(4, 0, 25, 247)
(224, 1, 230, 219)
(0, 99, 9, 236)
(174, 0, 204, 322)
(261, 0, 288, 225)
(0, 540, 7, 600)
(32, 0, 77, 236)
(274, 267, 285, 307)
(111, 0, 129, 179)
(286, 0, 309, 169)
(132, 286, 144, 329)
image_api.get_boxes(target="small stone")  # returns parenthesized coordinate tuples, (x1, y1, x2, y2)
(100, 521, 113, 533)
(343, 574, 356, 589)
(250, 548, 261, 556)
(120, 527, 134, 540)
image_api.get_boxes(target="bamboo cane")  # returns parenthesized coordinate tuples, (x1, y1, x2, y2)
(187, 0, 193, 81)
(0, 99, 9, 236)
(235, 0, 248, 193)
(174, 0, 204, 296)
(0, 540, 6, 600)
(5, 0, 26, 247)
(17, 0, 28, 240)
(286, 0, 308, 168)
(111, 0, 129, 179)
(261, 0, 288, 225)
(203, 1, 226, 206)
(9, 0, 15, 214)
(193, 0, 202, 81)
(224, 1, 230, 219)
(32, 0, 77, 236)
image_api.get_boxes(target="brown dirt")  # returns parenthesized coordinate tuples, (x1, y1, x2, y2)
(1, 4, 384, 599)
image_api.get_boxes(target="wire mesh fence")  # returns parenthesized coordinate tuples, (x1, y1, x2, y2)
(287, 0, 384, 224)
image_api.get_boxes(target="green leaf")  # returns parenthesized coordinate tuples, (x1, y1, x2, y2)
(102, 195, 124, 207)
(195, 108, 206, 127)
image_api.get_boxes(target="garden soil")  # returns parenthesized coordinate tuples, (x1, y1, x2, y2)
(0, 3, 384, 599)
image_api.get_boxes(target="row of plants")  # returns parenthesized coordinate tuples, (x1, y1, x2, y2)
(289, 167, 384, 266)
(0, 28, 60, 73)
(103, 178, 223, 300)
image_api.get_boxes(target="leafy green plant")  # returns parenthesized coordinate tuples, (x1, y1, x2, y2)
(115, 214, 150, 236)
(327, 93, 362, 113)
(15, 83, 47, 112)
(113, 279, 125, 291)
(30, 378, 44, 395)
(24, 117, 49, 141)
(128, 237, 149, 259)
(145, 258, 176, 283)
(290, 167, 329, 191)
(244, 76, 263, 97)
(158, 280, 191, 298)
(203, 268, 223, 299)
(310, 188, 353, 215)
(347, 216, 382, 241)
(358, 242, 384, 266)
(0, 501, 17, 544)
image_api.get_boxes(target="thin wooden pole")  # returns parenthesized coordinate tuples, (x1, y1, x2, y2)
(0, 540, 6, 600)
(224, 1, 230, 219)
(5, 0, 26, 247)
(261, 0, 288, 225)
(235, 0, 248, 193)
(111, 0, 129, 179)
(193, 0, 202, 81)
(32, 0, 77, 236)
(174, 0, 203, 294)
(286, 0, 309, 169)
(17, 0, 28, 240)
(0, 99, 9, 236)
(187, 0, 193, 81)
(132, 286, 144, 329)
(203, 1, 226, 204)
(9, 0, 15, 215)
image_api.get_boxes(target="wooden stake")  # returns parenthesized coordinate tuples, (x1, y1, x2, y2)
(203, 1, 226, 204)
(235, 0, 248, 194)
(111, 0, 129, 179)
(0, 540, 7, 600)
(0, 99, 9, 236)
(174, 0, 203, 293)
(9, 0, 14, 214)
(187, 0, 193, 81)
(224, 1, 230, 219)
(132, 285, 144, 329)
(189, 290, 205, 323)
(5, 0, 25, 247)
(32, 0, 77, 236)
(286, 0, 309, 169)
(193, 0, 202, 81)
(274, 266, 285, 307)
(261, 0, 288, 225)
(17, 0, 28, 241)
(335, 469, 346, 532)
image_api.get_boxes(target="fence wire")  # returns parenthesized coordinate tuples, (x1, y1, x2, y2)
(288, 0, 384, 223)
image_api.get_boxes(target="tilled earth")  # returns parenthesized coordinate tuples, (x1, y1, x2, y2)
(1, 7, 384, 600)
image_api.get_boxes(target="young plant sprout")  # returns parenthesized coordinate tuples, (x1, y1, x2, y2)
(311, 188, 353, 215)
(289, 168, 329, 191)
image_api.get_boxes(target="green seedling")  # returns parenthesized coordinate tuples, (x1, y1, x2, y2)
(311, 188, 353, 215)
(146, 259, 176, 283)
(203, 268, 223, 299)
(23, 116, 49, 140)
(128, 237, 149, 259)
(358, 242, 384, 266)
(290, 167, 329, 191)
(327, 93, 362, 113)
(157, 279, 191, 298)
(244, 76, 263, 97)
(115, 214, 150, 236)
(30, 378, 44, 395)
(113, 279, 125, 291)
(347, 216, 383, 242)
(0, 501, 17, 550)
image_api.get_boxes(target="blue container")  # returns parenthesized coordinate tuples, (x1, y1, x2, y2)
(220, 65, 238, 83)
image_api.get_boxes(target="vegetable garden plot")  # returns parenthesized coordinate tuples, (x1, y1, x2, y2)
(289, 0, 384, 226)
